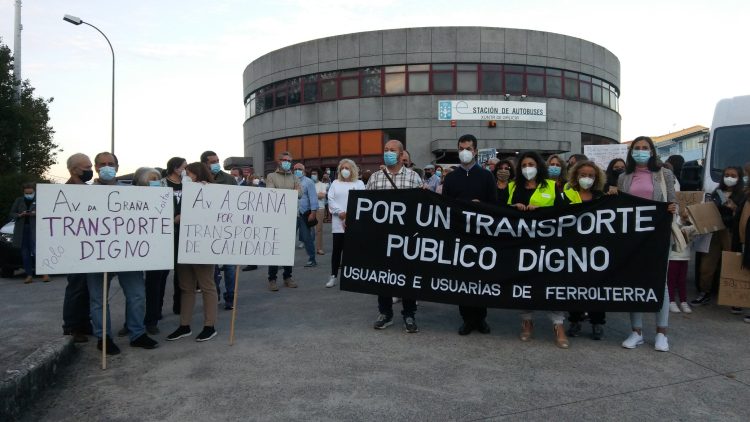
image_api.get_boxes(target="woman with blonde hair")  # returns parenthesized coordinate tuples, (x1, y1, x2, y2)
(325, 159, 365, 288)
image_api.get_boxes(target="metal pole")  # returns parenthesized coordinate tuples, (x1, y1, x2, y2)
(81, 22, 115, 155)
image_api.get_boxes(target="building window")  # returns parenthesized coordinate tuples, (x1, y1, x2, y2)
(384, 65, 406, 94)
(564, 71, 578, 100)
(320, 72, 338, 100)
(504, 65, 524, 95)
(287, 79, 300, 105)
(274, 81, 287, 107)
(339, 70, 359, 98)
(361, 67, 381, 96)
(456, 64, 477, 93)
(480, 64, 503, 93)
(578, 74, 592, 102)
(407, 64, 429, 93)
(546, 68, 563, 98)
(303, 75, 318, 103)
(432, 64, 455, 93)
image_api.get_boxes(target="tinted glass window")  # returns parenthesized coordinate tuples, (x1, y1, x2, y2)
(408, 73, 429, 93)
(303, 75, 318, 103)
(505, 74, 523, 94)
(341, 78, 358, 97)
(546, 75, 562, 97)
(711, 125, 750, 181)
(361, 68, 381, 96)
(433, 72, 454, 92)
(457, 71, 477, 92)
(527, 75, 544, 95)
(385, 73, 405, 94)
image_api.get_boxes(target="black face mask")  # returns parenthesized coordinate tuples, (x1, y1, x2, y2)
(613, 168, 625, 175)
(80, 169, 94, 183)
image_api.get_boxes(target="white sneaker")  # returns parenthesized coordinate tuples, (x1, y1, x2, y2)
(744, 315, 750, 324)
(297, 241, 304, 249)
(325, 275, 336, 288)
(622, 331, 644, 349)
(392, 297, 401, 304)
(654, 333, 669, 352)
(669, 302, 681, 313)
(680, 302, 692, 313)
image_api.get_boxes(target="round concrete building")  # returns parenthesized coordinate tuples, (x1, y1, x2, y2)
(243, 27, 621, 174)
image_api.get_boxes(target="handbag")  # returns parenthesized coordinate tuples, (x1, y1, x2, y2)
(658, 169, 685, 248)
(303, 210, 318, 227)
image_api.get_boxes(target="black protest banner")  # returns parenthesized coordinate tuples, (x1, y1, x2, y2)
(340, 189, 671, 312)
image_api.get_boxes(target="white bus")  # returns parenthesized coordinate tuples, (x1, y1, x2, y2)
(703, 95, 750, 193)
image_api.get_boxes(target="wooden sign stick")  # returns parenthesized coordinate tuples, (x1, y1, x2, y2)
(229, 265, 241, 346)
(102, 272, 108, 370)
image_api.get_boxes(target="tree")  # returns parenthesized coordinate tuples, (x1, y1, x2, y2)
(0, 38, 59, 220)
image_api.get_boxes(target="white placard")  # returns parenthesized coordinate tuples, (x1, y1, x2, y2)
(178, 183, 298, 266)
(583, 144, 629, 169)
(35, 184, 174, 274)
(438, 100, 546, 121)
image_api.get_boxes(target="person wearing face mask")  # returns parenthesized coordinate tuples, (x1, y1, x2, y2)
(560, 161, 608, 340)
(10, 183, 47, 284)
(443, 134, 498, 336)
(265, 152, 301, 291)
(425, 165, 443, 192)
(366, 140, 423, 333)
(230, 167, 246, 186)
(604, 158, 626, 194)
(61, 153, 94, 343)
(546, 154, 568, 191)
(692, 165, 746, 308)
(508, 151, 568, 348)
(494, 159, 515, 206)
(731, 163, 750, 323)
(293, 162, 319, 268)
(88, 152, 159, 354)
(326, 159, 365, 288)
(161, 157, 187, 314)
(312, 168, 328, 256)
(200, 151, 239, 310)
(617, 136, 677, 352)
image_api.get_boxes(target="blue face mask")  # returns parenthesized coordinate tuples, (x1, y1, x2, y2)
(294, 169, 304, 178)
(384, 151, 399, 166)
(548, 166, 561, 177)
(24, 193, 35, 200)
(311, 175, 318, 182)
(99, 166, 117, 181)
(210, 163, 221, 174)
(148, 180, 161, 187)
(280, 161, 292, 172)
(744, 176, 749, 184)
(435, 171, 442, 178)
(631, 150, 651, 164)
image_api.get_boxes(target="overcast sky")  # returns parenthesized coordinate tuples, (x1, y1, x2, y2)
(1, 0, 748, 180)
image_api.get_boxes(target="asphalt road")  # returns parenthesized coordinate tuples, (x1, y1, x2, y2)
(6, 231, 750, 421)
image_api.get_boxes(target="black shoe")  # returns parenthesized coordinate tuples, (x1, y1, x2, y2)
(117, 326, 130, 337)
(130, 333, 159, 349)
(373, 314, 393, 329)
(96, 337, 121, 355)
(458, 323, 474, 336)
(567, 322, 582, 337)
(196, 326, 217, 342)
(690, 292, 711, 306)
(65, 329, 89, 343)
(304, 261, 317, 267)
(166, 325, 192, 341)
(146, 325, 160, 335)
(224, 303, 234, 310)
(477, 320, 491, 334)
(404, 317, 419, 333)
(592, 324, 604, 340)
(242, 265, 258, 271)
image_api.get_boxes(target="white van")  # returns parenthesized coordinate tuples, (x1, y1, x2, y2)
(703, 95, 750, 193)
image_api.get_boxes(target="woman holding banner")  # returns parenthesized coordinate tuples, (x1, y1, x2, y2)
(494, 159, 515, 206)
(162, 157, 188, 315)
(167, 162, 218, 342)
(508, 151, 569, 349)
(546, 154, 567, 191)
(326, 159, 365, 288)
(618, 136, 677, 352)
(560, 161, 607, 340)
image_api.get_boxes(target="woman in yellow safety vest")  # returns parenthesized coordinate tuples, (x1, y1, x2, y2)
(560, 160, 607, 341)
(508, 151, 568, 348)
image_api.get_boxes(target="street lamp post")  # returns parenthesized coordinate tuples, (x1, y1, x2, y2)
(63, 14, 115, 155)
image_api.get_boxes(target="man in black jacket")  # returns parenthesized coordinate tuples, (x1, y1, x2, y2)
(442, 134, 497, 335)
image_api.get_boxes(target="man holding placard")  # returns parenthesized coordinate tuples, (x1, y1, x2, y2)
(86, 152, 158, 354)
(293, 162, 319, 268)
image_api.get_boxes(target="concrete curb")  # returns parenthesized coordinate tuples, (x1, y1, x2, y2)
(1, 336, 76, 421)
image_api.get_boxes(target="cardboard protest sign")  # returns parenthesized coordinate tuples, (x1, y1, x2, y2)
(718, 251, 750, 308)
(178, 183, 298, 266)
(675, 191, 704, 218)
(583, 144, 628, 169)
(341, 189, 671, 312)
(687, 202, 725, 234)
(35, 184, 174, 274)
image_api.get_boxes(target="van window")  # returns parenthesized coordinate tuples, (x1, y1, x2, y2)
(710, 124, 750, 182)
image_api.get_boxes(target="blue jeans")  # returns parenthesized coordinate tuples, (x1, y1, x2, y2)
(87, 271, 146, 341)
(213, 265, 236, 304)
(21, 224, 35, 276)
(630, 284, 670, 329)
(297, 213, 316, 264)
(62, 273, 90, 333)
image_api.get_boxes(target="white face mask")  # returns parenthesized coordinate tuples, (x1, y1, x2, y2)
(340, 168, 351, 179)
(521, 167, 538, 181)
(578, 177, 595, 190)
(724, 177, 738, 187)
(458, 149, 474, 164)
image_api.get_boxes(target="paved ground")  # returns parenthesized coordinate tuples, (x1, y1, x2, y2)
(5, 229, 750, 421)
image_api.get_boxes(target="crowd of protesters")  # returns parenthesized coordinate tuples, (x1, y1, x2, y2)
(8, 134, 749, 355)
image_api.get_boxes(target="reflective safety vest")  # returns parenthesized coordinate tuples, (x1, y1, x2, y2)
(563, 185, 582, 204)
(507, 179, 557, 207)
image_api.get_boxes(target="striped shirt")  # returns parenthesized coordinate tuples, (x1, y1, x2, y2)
(366, 166, 423, 190)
